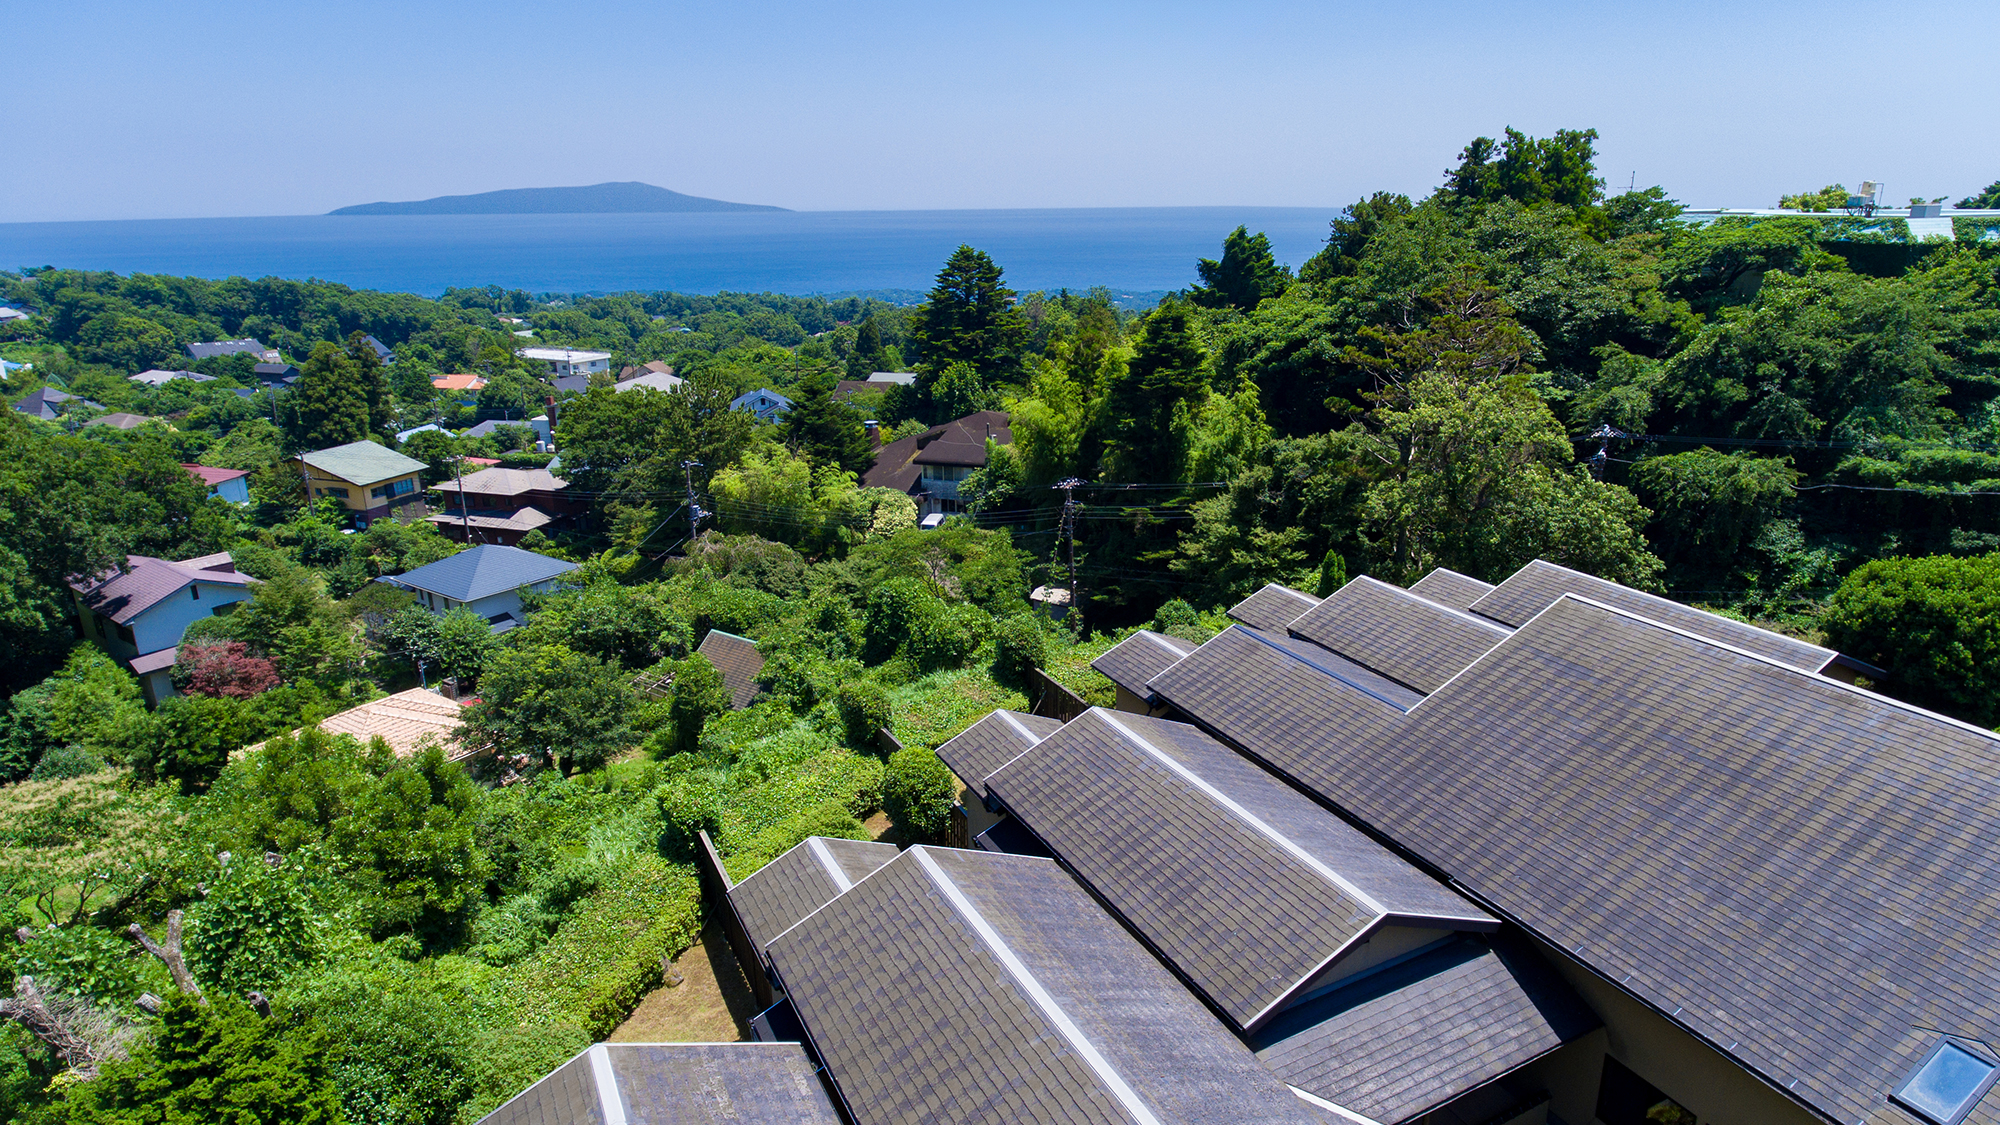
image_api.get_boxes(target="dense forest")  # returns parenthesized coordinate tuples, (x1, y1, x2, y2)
(5, 127, 2000, 1123)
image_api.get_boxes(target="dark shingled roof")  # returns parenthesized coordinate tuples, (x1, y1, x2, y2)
(1290, 593, 2000, 1125)
(1089, 629, 1198, 697)
(384, 544, 578, 603)
(985, 709, 1491, 1031)
(861, 410, 1011, 493)
(476, 1042, 842, 1125)
(932, 709, 1062, 790)
(727, 836, 900, 952)
(1468, 559, 1834, 672)
(1286, 576, 1512, 695)
(1255, 935, 1598, 1125)
(1148, 627, 1415, 798)
(768, 846, 1320, 1125)
(70, 555, 253, 626)
(1406, 566, 1497, 612)
(696, 630, 766, 710)
(1225, 583, 1322, 631)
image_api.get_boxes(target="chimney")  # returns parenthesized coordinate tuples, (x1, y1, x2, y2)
(865, 419, 881, 448)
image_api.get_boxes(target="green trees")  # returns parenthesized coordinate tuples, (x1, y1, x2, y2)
(1822, 554, 2000, 726)
(1778, 183, 1852, 211)
(67, 995, 344, 1125)
(1627, 450, 1798, 581)
(835, 681, 894, 748)
(845, 314, 890, 378)
(333, 746, 492, 940)
(782, 367, 874, 474)
(1445, 127, 1604, 210)
(458, 644, 635, 775)
(1101, 302, 1207, 479)
(883, 745, 956, 843)
(378, 606, 496, 686)
(1958, 180, 2000, 209)
(289, 332, 392, 452)
(908, 246, 1030, 404)
(1191, 226, 1291, 312)
(661, 653, 731, 757)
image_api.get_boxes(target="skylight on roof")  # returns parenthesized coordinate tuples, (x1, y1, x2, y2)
(1894, 1038, 2000, 1125)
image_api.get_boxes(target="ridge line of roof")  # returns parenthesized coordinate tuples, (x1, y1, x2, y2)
(1286, 1085, 1386, 1125)
(1269, 583, 1321, 606)
(1093, 709, 1390, 916)
(586, 1044, 630, 1125)
(906, 846, 1163, 1125)
(805, 837, 853, 893)
(1495, 561, 1834, 659)
(978, 711, 1052, 781)
(1138, 630, 1195, 655)
(1347, 575, 1513, 636)
(756, 837, 910, 950)
(1541, 593, 2000, 744)
(1228, 626, 1415, 712)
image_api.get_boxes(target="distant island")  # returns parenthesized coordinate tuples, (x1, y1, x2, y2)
(328, 181, 789, 216)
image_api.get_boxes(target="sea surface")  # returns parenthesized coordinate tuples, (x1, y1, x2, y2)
(0, 208, 1336, 298)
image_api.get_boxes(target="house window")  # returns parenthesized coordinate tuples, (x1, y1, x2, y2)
(115, 622, 135, 645)
(1596, 1057, 1694, 1125)
(190, 584, 199, 601)
(212, 602, 237, 617)
(1895, 1039, 2000, 1125)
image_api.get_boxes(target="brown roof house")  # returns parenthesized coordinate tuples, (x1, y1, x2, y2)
(289, 440, 427, 525)
(426, 466, 579, 546)
(861, 409, 1010, 519)
(70, 552, 255, 705)
(696, 630, 765, 709)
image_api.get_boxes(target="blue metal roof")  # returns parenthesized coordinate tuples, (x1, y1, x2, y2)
(384, 544, 577, 602)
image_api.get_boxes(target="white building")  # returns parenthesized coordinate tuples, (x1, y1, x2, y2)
(518, 347, 612, 381)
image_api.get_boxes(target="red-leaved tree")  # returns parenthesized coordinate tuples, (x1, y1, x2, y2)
(173, 642, 281, 699)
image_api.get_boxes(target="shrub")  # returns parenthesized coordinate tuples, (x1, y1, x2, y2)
(884, 745, 958, 843)
(908, 601, 985, 673)
(66, 994, 343, 1125)
(186, 852, 320, 996)
(28, 744, 104, 782)
(731, 799, 870, 875)
(835, 681, 893, 749)
(7, 923, 148, 1010)
(174, 640, 282, 699)
(1823, 553, 2000, 725)
(659, 654, 731, 759)
(293, 963, 480, 1125)
(991, 613, 1047, 690)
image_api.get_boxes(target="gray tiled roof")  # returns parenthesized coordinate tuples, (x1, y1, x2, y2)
(1286, 576, 1512, 695)
(385, 544, 577, 602)
(1286, 593, 2000, 1125)
(1148, 627, 1412, 799)
(932, 709, 1062, 790)
(697, 630, 766, 710)
(984, 709, 1490, 1031)
(1255, 935, 1598, 1124)
(1406, 567, 1495, 610)
(727, 836, 900, 952)
(186, 338, 265, 359)
(1225, 583, 1322, 631)
(297, 439, 427, 486)
(1089, 629, 1197, 697)
(69, 555, 252, 626)
(1468, 559, 1834, 671)
(477, 1043, 841, 1125)
(768, 846, 1319, 1125)
(433, 467, 569, 498)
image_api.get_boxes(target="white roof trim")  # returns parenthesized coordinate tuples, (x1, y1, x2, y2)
(588, 1044, 629, 1125)
(910, 847, 1162, 1125)
(806, 837, 852, 893)
(1288, 1085, 1385, 1125)
(1093, 710, 1387, 915)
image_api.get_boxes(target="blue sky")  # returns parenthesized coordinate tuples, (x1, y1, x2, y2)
(6, 0, 1994, 222)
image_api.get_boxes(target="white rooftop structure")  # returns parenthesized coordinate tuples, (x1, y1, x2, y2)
(517, 347, 612, 379)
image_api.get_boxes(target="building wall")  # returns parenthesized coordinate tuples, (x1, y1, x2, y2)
(130, 581, 253, 655)
(408, 577, 567, 623)
(1507, 938, 1824, 1125)
(209, 476, 250, 504)
(301, 463, 424, 517)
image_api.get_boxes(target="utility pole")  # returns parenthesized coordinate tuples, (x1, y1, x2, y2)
(1055, 477, 1083, 628)
(1587, 423, 1625, 481)
(683, 459, 704, 552)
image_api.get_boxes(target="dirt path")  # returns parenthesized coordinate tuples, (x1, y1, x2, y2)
(610, 922, 759, 1044)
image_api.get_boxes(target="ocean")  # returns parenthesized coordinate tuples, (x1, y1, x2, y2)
(0, 208, 1336, 299)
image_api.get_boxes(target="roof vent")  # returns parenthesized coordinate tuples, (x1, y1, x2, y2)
(1893, 1038, 2000, 1125)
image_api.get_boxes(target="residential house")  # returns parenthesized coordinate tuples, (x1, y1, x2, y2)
(182, 463, 251, 504)
(252, 362, 299, 387)
(69, 553, 254, 705)
(12, 386, 100, 421)
(696, 630, 764, 709)
(186, 338, 277, 362)
(863, 371, 915, 385)
(459, 415, 552, 449)
(518, 346, 611, 381)
(314, 688, 465, 757)
(478, 1044, 841, 1125)
(377, 544, 578, 633)
(395, 423, 445, 443)
(84, 412, 154, 430)
(616, 359, 676, 381)
(290, 440, 427, 524)
(611, 370, 683, 394)
(431, 373, 487, 403)
(360, 335, 394, 364)
(426, 466, 579, 546)
(861, 409, 1010, 517)
(129, 369, 213, 388)
(0, 306, 31, 323)
(729, 388, 792, 422)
